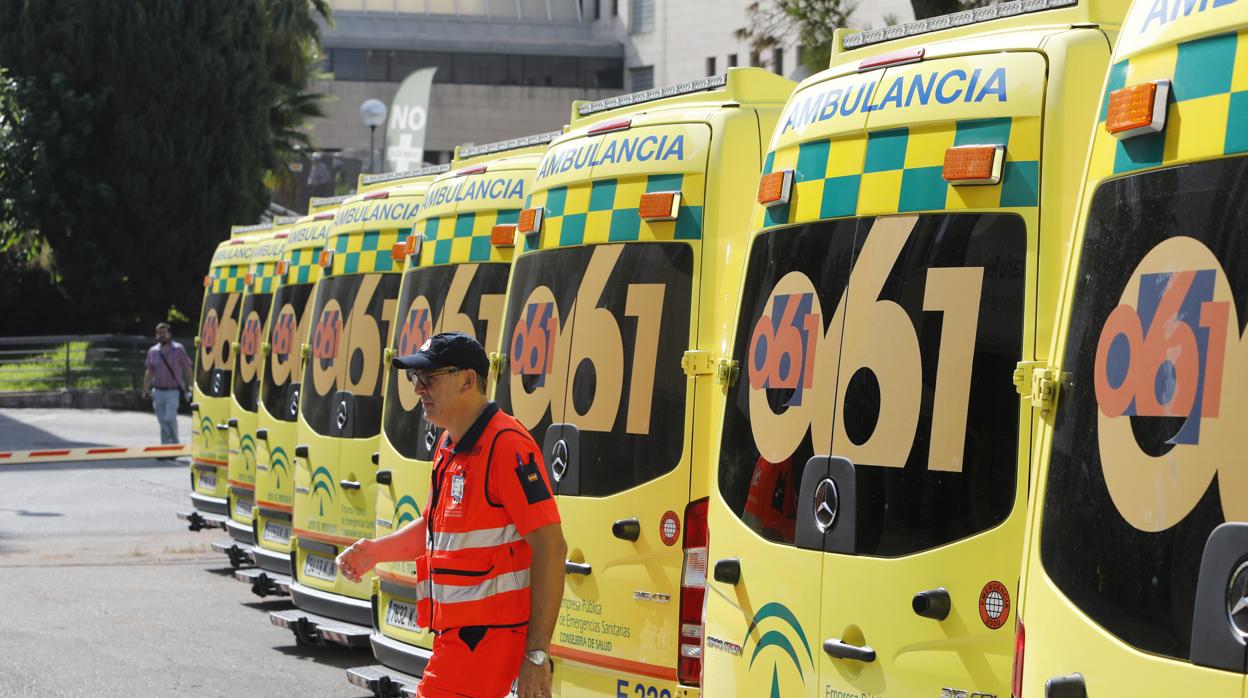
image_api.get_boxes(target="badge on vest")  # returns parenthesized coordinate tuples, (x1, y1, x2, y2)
(451, 473, 465, 505)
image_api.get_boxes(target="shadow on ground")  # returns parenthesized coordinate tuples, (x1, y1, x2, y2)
(0, 412, 184, 472)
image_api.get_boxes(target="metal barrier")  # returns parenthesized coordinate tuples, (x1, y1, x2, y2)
(0, 335, 151, 393)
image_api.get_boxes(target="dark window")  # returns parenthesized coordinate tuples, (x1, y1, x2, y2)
(718, 214, 1026, 552)
(612, 0, 619, 16)
(327, 47, 621, 88)
(593, 0, 600, 19)
(1040, 157, 1248, 662)
(629, 65, 654, 91)
(497, 243, 694, 497)
(389, 50, 455, 84)
(300, 273, 403, 438)
(750, 50, 761, 67)
(261, 283, 315, 423)
(231, 292, 274, 412)
(706, 56, 716, 76)
(728, 53, 738, 67)
(328, 48, 388, 82)
(580, 56, 624, 89)
(774, 47, 784, 75)
(631, 0, 654, 32)
(383, 262, 510, 460)
(196, 291, 242, 397)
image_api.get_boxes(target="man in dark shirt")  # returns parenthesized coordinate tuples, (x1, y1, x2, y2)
(142, 322, 193, 444)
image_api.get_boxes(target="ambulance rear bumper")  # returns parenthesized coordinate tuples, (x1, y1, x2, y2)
(251, 544, 292, 577)
(176, 507, 227, 531)
(188, 492, 228, 515)
(346, 663, 422, 698)
(369, 631, 433, 680)
(270, 607, 371, 648)
(225, 518, 256, 546)
(234, 567, 291, 597)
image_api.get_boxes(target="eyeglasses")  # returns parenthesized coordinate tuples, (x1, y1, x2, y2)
(406, 367, 461, 389)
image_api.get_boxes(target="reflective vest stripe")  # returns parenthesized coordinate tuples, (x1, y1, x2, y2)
(432, 568, 531, 605)
(430, 524, 521, 552)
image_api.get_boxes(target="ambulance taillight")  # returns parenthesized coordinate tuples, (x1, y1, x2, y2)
(390, 243, 407, 263)
(202, 275, 211, 288)
(679, 498, 709, 686)
(942, 145, 1005, 185)
(276, 260, 289, 276)
(244, 272, 255, 286)
(588, 118, 632, 135)
(318, 249, 334, 268)
(1011, 619, 1025, 697)
(518, 208, 543, 237)
(1106, 80, 1169, 139)
(638, 192, 681, 221)
(490, 224, 517, 247)
(757, 170, 794, 208)
(364, 191, 390, 200)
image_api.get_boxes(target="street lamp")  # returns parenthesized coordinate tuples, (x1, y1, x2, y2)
(359, 98, 387, 173)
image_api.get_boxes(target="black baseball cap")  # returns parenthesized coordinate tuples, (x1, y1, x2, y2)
(391, 331, 489, 376)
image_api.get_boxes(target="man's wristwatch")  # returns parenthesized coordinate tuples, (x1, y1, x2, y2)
(525, 648, 549, 666)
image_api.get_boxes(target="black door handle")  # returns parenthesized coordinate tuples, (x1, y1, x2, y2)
(294, 445, 309, 459)
(189, 402, 199, 412)
(612, 518, 640, 541)
(1046, 674, 1087, 698)
(713, 558, 741, 585)
(565, 561, 592, 575)
(375, 470, 392, 486)
(823, 638, 876, 663)
(227, 418, 238, 429)
(255, 428, 268, 441)
(371, 452, 380, 465)
(339, 480, 361, 490)
(215, 423, 229, 432)
(912, 587, 950, 620)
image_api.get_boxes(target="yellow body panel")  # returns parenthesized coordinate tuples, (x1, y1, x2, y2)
(1018, 0, 1248, 693)
(253, 198, 343, 559)
(226, 221, 294, 529)
(291, 172, 441, 604)
(373, 142, 548, 654)
(488, 68, 793, 696)
(703, 6, 1127, 697)
(191, 230, 264, 505)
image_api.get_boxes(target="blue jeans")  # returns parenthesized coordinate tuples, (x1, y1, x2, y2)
(152, 388, 180, 444)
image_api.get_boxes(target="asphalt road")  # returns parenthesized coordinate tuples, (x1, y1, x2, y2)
(0, 408, 374, 698)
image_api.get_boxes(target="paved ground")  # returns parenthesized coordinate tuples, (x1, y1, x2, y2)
(0, 408, 374, 697)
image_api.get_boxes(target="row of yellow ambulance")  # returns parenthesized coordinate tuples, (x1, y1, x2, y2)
(176, 0, 1248, 694)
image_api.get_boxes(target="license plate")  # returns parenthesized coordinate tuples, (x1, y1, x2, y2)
(198, 470, 217, 491)
(385, 600, 420, 631)
(233, 498, 253, 518)
(303, 553, 336, 582)
(263, 521, 290, 544)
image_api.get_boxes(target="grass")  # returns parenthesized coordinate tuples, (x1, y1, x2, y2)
(0, 340, 143, 392)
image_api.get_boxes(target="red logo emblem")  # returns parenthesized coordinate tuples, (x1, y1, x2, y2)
(659, 511, 680, 546)
(979, 580, 1011, 629)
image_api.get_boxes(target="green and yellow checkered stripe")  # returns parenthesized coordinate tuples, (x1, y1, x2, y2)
(758, 116, 1040, 229)
(209, 264, 247, 294)
(281, 246, 324, 287)
(330, 228, 412, 275)
(522, 172, 705, 252)
(1089, 30, 1248, 179)
(419, 209, 519, 266)
(248, 261, 280, 294)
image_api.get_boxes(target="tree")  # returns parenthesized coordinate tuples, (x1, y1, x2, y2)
(0, 1, 273, 333)
(263, 0, 332, 166)
(910, 0, 992, 20)
(737, 0, 860, 75)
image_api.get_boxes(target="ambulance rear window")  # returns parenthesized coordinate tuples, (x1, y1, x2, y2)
(718, 212, 1025, 554)
(195, 291, 241, 398)
(231, 293, 272, 412)
(1040, 157, 1248, 662)
(260, 284, 313, 422)
(383, 262, 510, 460)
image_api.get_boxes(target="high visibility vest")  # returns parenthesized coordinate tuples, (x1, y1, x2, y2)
(414, 408, 537, 631)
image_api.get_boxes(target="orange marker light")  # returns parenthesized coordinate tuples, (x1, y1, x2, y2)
(276, 260, 289, 276)
(405, 234, 423, 258)
(757, 170, 794, 207)
(942, 145, 1005, 185)
(639, 192, 682, 221)
(318, 249, 334, 268)
(244, 272, 255, 286)
(391, 242, 407, 263)
(1106, 80, 1170, 139)
(518, 207, 543, 235)
(203, 275, 211, 288)
(491, 224, 517, 247)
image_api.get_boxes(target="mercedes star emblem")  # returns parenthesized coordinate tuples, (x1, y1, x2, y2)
(336, 400, 348, 430)
(550, 439, 569, 482)
(813, 477, 840, 533)
(1227, 560, 1248, 637)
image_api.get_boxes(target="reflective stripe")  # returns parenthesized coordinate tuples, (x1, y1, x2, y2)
(432, 568, 530, 604)
(430, 524, 521, 552)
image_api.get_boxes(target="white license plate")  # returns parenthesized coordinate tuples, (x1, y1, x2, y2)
(385, 600, 420, 631)
(198, 470, 217, 491)
(303, 553, 336, 582)
(233, 498, 253, 518)
(262, 521, 290, 544)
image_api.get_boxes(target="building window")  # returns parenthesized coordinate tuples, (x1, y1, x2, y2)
(631, 0, 655, 33)
(593, 0, 600, 19)
(612, 0, 618, 16)
(629, 66, 654, 91)
(706, 56, 716, 76)
(324, 48, 622, 88)
(750, 50, 761, 67)
(774, 47, 784, 75)
(728, 53, 738, 67)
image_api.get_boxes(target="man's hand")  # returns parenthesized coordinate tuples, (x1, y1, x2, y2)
(336, 538, 379, 583)
(516, 655, 552, 698)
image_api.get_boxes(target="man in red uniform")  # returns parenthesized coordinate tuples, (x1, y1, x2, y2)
(337, 332, 566, 698)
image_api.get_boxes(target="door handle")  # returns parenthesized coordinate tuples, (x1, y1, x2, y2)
(375, 470, 392, 486)
(822, 638, 875, 663)
(255, 428, 268, 441)
(227, 418, 238, 429)
(612, 518, 640, 541)
(713, 558, 741, 586)
(912, 587, 950, 620)
(189, 402, 199, 412)
(1046, 674, 1087, 698)
(294, 445, 309, 459)
(339, 480, 361, 490)
(371, 452, 380, 465)
(565, 561, 592, 575)
(215, 423, 229, 432)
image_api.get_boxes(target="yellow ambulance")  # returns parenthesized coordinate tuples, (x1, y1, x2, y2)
(178, 223, 266, 532)
(345, 131, 558, 696)
(489, 68, 793, 697)
(1015, 0, 1248, 694)
(270, 165, 448, 647)
(700, 2, 1130, 697)
(239, 195, 350, 597)
(213, 217, 296, 568)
